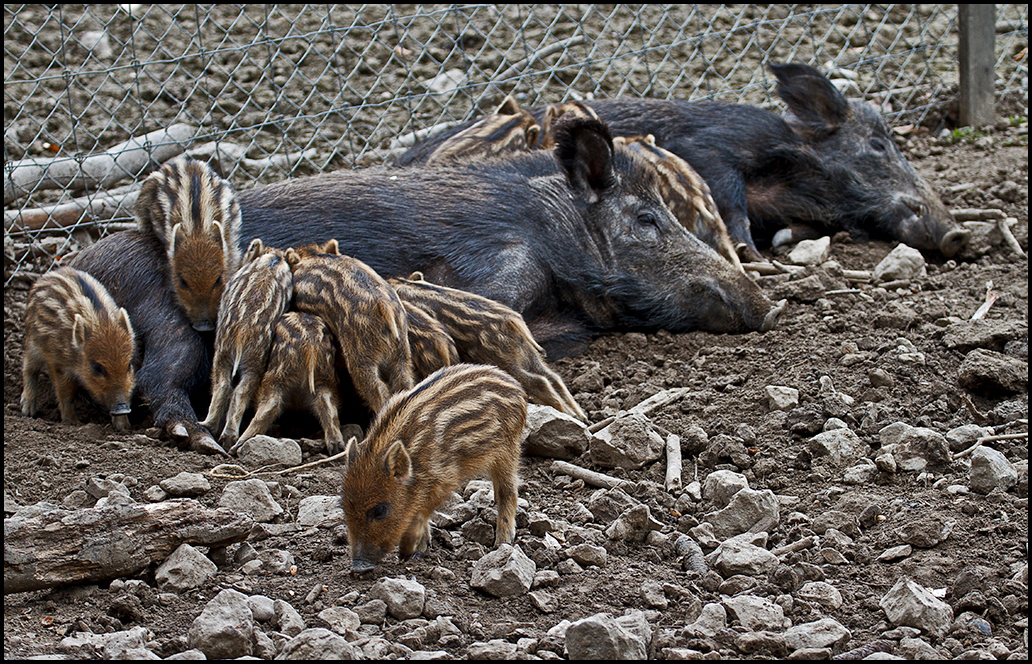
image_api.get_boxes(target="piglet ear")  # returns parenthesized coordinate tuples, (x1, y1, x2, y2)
(384, 440, 412, 482)
(770, 62, 850, 137)
(171, 223, 187, 253)
(243, 237, 265, 264)
(343, 436, 359, 468)
(72, 313, 89, 348)
(117, 308, 134, 338)
(323, 238, 341, 255)
(553, 117, 617, 204)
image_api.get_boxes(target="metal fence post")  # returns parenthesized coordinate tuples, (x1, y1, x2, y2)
(958, 4, 997, 127)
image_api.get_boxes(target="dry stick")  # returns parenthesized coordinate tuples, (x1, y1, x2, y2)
(970, 280, 997, 320)
(4, 182, 141, 232)
(4, 123, 196, 205)
(950, 208, 1006, 221)
(740, 261, 785, 276)
(842, 269, 872, 282)
(207, 449, 350, 479)
(551, 460, 628, 490)
(772, 535, 816, 557)
(997, 217, 1025, 257)
(185, 141, 318, 172)
(664, 433, 682, 492)
(824, 288, 863, 296)
(587, 387, 691, 433)
(954, 432, 1028, 459)
(389, 120, 463, 150)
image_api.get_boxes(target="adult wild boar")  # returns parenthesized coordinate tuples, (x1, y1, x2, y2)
(400, 63, 969, 261)
(238, 116, 782, 358)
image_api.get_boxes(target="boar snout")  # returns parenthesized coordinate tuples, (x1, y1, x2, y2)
(192, 318, 215, 332)
(760, 299, 787, 333)
(109, 401, 132, 416)
(940, 227, 971, 258)
(350, 558, 377, 576)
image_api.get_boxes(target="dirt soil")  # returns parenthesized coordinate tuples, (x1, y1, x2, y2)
(4, 126, 1028, 658)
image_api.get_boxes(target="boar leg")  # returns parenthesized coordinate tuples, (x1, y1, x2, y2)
(491, 464, 519, 546)
(20, 345, 43, 417)
(313, 389, 345, 454)
(220, 372, 262, 448)
(50, 364, 81, 424)
(234, 388, 284, 455)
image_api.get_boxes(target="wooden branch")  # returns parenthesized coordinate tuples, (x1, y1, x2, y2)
(971, 280, 996, 320)
(185, 141, 318, 173)
(997, 217, 1025, 258)
(953, 432, 1028, 459)
(551, 460, 628, 490)
(4, 499, 253, 594)
(951, 208, 1005, 221)
(773, 535, 816, 557)
(665, 434, 682, 493)
(389, 120, 463, 150)
(4, 183, 141, 232)
(587, 387, 691, 434)
(4, 124, 196, 205)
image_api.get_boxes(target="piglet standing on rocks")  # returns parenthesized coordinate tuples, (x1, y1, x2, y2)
(341, 364, 527, 574)
(201, 238, 293, 450)
(21, 266, 136, 429)
(135, 155, 242, 332)
(236, 311, 345, 454)
(286, 239, 414, 415)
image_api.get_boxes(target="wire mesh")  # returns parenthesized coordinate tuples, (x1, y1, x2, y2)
(4, 4, 1029, 282)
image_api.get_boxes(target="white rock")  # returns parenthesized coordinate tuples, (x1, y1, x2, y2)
(703, 469, 749, 509)
(879, 576, 954, 637)
(275, 598, 306, 637)
(471, 544, 537, 597)
(589, 412, 665, 469)
(296, 495, 345, 527)
(154, 542, 217, 592)
(186, 589, 255, 659)
(247, 594, 275, 623)
(468, 639, 518, 659)
(797, 581, 844, 611)
(522, 404, 590, 459)
(59, 626, 151, 659)
(426, 68, 466, 96)
(218, 478, 283, 522)
(809, 427, 866, 467)
(704, 487, 780, 540)
(969, 446, 1018, 494)
(368, 576, 426, 619)
(159, 471, 211, 497)
(787, 236, 831, 265)
(683, 602, 727, 638)
(565, 612, 649, 660)
(783, 617, 851, 650)
(278, 627, 359, 659)
(873, 243, 927, 282)
(317, 606, 361, 635)
(235, 434, 302, 467)
(722, 594, 791, 631)
(766, 385, 800, 411)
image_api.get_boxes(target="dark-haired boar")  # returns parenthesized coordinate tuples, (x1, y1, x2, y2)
(136, 156, 242, 331)
(390, 274, 586, 421)
(21, 266, 136, 428)
(69, 230, 225, 455)
(286, 239, 414, 415)
(202, 238, 293, 449)
(239, 116, 782, 359)
(341, 363, 526, 573)
(236, 312, 344, 453)
(402, 300, 461, 381)
(613, 134, 742, 271)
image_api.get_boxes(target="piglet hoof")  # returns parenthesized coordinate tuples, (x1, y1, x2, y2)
(326, 438, 346, 456)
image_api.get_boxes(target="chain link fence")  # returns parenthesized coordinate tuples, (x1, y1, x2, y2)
(4, 4, 1029, 283)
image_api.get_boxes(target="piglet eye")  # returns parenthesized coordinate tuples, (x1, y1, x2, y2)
(91, 362, 106, 377)
(366, 502, 389, 522)
(178, 276, 188, 289)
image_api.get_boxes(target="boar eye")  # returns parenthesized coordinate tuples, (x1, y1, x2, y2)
(91, 362, 106, 377)
(366, 502, 390, 522)
(869, 136, 889, 153)
(637, 210, 660, 227)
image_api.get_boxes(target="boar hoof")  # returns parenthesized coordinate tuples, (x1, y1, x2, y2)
(170, 423, 190, 441)
(771, 228, 794, 249)
(110, 414, 130, 432)
(191, 431, 230, 457)
(760, 299, 787, 333)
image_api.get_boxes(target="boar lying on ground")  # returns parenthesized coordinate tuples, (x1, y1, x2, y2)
(202, 239, 293, 449)
(341, 363, 527, 574)
(21, 266, 136, 429)
(287, 239, 414, 415)
(69, 231, 225, 455)
(135, 155, 242, 331)
(238, 116, 782, 358)
(399, 63, 969, 261)
(390, 272, 586, 421)
(236, 311, 345, 454)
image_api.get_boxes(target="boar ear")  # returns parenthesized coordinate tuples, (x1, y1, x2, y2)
(770, 63, 850, 137)
(343, 436, 360, 468)
(72, 313, 89, 348)
(323, 239, 341, 255)
(384, 440, 413, 482)
(554, 118, 617, 203)
(285, 248, 301, 267)
(525, 123, 540, 148)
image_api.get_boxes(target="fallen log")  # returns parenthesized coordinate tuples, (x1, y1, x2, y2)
(4, 498, 253, 594)
(4, 124, 196, 205)
(551, 460, 629, 490)
(4, 183, 141, 232)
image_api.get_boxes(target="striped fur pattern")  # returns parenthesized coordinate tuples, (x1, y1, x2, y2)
(389, 274, 586, 421)
(202, 238, 293, 449)
(613, 135, 743, 271)
(537, 100, 601, 149)
(287, 239, 414, 415)
(135, 156, 242, 331)
(341, 363, 527, 572)
(21, 266, 136, 426)
(402, 300, 461, 381)
(425, 95, 541, 165)
(237, 311, 344, 453)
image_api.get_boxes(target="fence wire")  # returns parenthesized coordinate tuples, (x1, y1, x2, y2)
(4, 4, 1029, 283)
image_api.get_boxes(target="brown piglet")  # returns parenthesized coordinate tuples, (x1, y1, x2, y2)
(21, 266, 136, 429)
(341, 363, 527, 574)
(287, 239, 414, 415)
(135, 156, 242, 331)
(202, 238, 293, 450)
(236, 311, 344, 453)
(402, 300, 460, 381)
(389, 273, 586, 421)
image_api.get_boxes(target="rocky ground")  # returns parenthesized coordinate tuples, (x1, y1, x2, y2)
(3, 119, 1028, 659)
